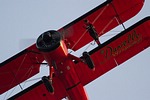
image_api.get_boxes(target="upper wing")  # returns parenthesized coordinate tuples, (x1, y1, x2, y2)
(0, 44, 44, 94)
(59, 0, 144, 51)
(74, 17, 150, 85)
(8, 77, 67, 100)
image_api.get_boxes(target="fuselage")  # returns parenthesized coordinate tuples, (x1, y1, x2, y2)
(36, 30, 88, 100)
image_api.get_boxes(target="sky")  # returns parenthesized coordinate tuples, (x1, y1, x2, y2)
(0, 0, 150, 100)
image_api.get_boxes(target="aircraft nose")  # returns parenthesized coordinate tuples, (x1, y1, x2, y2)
(42, 32, 52, 44)
(36, 30, 61, 52)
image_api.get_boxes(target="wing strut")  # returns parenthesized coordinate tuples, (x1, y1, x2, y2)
(70, 4, 109, 50)
(110, 2, 126, 30)
(11, 71, 23, 91)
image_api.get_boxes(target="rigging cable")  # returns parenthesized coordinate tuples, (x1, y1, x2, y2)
(110, 2, 126, 30)
(3, 53, 27, 100)
(70, 4, 109, 50)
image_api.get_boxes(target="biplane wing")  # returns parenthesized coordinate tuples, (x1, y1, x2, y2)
(75, 16, 150, 85)
(8, 17, 150, 99)
(0, 0, 145, 99)
(0, 45, 44, 94)
(59, 0, 144, 51)
(0, 0, 144, 95)
(8, 77, 67, 100)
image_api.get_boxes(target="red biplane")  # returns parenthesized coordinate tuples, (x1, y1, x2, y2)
(1, 0, 149, 100)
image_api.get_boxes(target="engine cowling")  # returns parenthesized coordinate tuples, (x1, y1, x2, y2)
(36, 30, 61, 52)
(36, 30, 68, 64)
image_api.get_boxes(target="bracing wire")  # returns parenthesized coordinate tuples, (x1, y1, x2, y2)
(3, 54, 28, 100)
(5, 63, 49, 99)
(79, 30, 122, 57)
(78, 1, 131, 55)
(70, 4, 109, 51)
(22, 64, 49, 88)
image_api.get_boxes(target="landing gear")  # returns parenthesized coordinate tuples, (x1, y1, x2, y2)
(42, 76, 54, 94)
(42, 64, 55, 93)
(82, 52, 95, 70)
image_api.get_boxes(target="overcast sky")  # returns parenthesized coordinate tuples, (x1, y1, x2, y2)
(0, 0, 150, 100)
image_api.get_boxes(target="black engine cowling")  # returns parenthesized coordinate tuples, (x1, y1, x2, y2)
(36, 30, 61, 52)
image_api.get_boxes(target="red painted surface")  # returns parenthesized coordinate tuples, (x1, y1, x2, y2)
(17, 77, 67, 100)
(41, 40, 88, 99)
(41, 40, 68, 65)
(67, 84, 88, 100)
(59, 0, 144, 51)
(14, 18, 150, 99)
(8, 17, 150, 100)
(0, 0, 146, 99)
(0, 44, 44, 94)
(75, 17, 150, 86)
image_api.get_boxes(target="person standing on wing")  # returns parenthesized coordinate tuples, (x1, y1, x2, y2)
(84, 19, 101, 46)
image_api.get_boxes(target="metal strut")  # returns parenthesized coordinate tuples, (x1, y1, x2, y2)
(110, 2, 126, 30)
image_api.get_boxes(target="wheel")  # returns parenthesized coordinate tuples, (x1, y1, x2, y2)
(82, 52, 95, 70)
(42, 76, 54, 93)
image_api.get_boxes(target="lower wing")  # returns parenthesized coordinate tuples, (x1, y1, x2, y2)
(75, 17, 150, 85)
(0, 44, 44, 94)
(8, 77, 67, 100)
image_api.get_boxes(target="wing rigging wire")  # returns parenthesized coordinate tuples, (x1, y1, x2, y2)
(3, 52, 43, 99)
(70, 4, 109, 51)
(98, 17, 116, 35)
(110, 2, 126, 30)
(22, 64, 49, 88)
(78, 1, 136, 55)
(6, 67, 34, 99)
(3, 50, 49, 99)
(3, 53, 28, 99)
(7, 63, 49, 99)
(69, 2, 127, 53)
(20, 66, 34, 88)
(80, 17, 120, 55)
(3, 1, 142, 99)
(78, 31, 121, 57)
